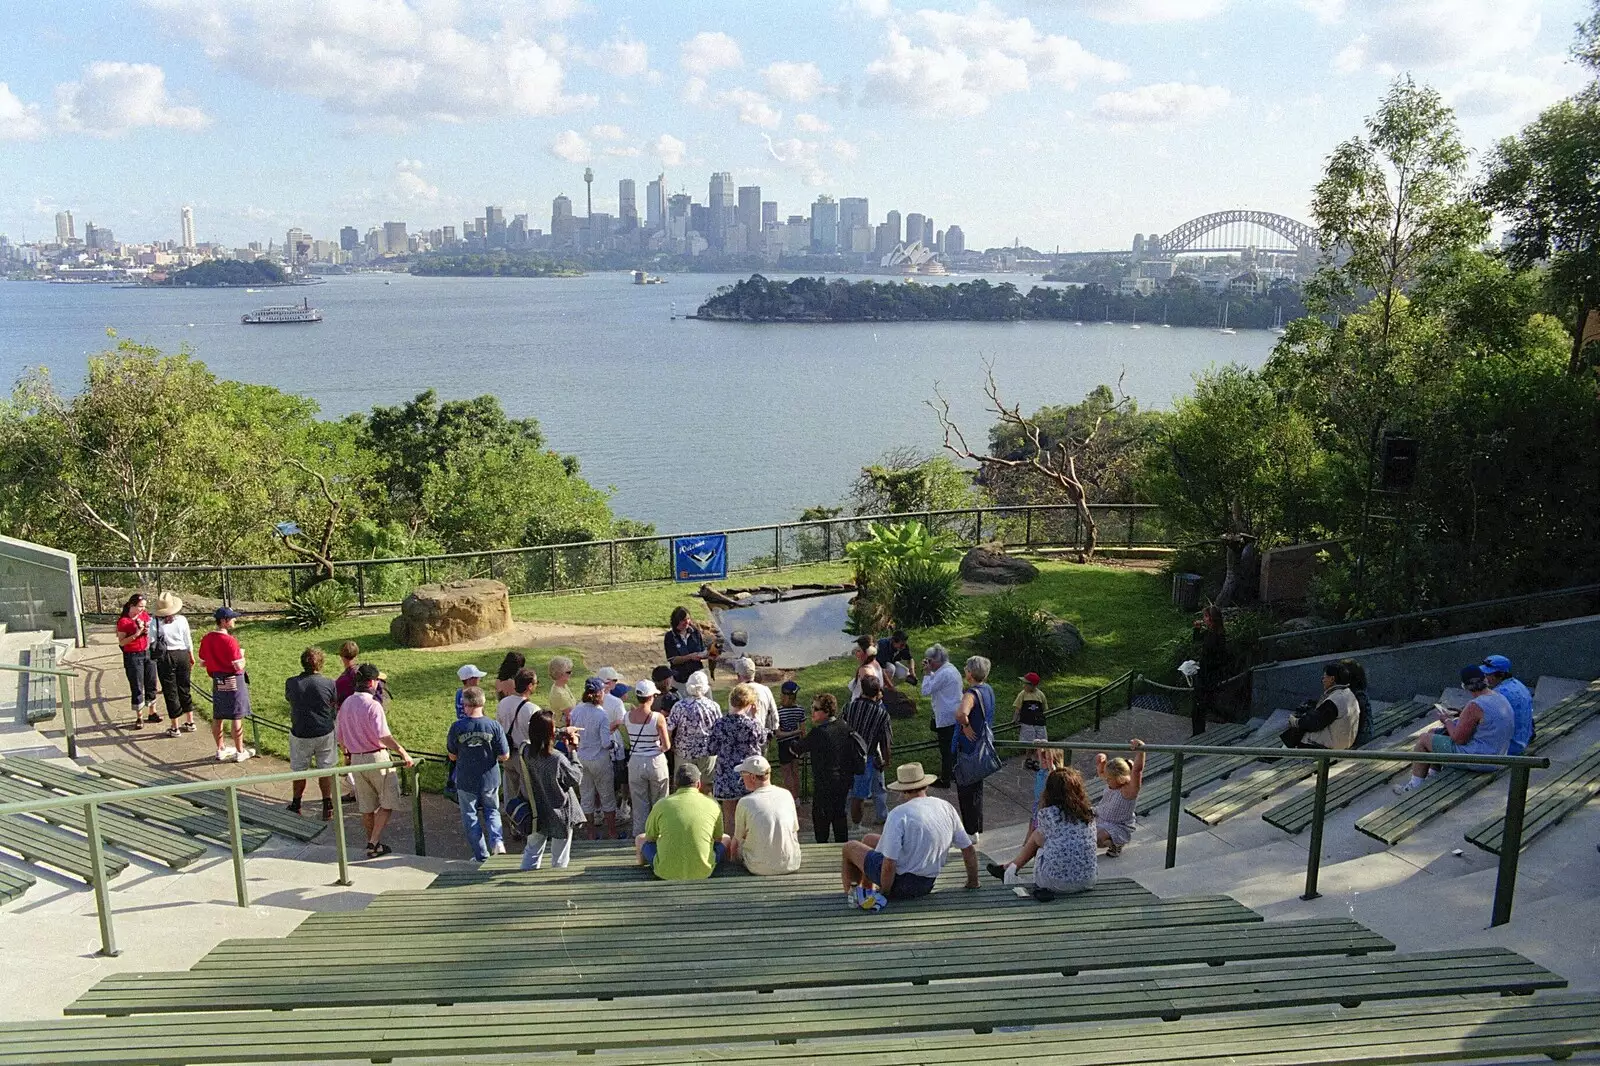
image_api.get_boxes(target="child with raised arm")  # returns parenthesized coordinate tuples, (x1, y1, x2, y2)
(1094, 739, 1145, 857)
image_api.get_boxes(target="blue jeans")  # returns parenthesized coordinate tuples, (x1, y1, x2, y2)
(459, 785, 502, 861)
(851, 757, 888, 823)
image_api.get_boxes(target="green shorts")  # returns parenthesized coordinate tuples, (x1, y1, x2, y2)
(1430, 734, 1497, 771)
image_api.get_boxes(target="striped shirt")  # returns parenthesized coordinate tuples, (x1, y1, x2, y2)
(843, 696, 893, 764)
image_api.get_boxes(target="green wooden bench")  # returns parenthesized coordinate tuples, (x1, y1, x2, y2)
(0, 811, 130, 883)
(0, 757, 272, 852)
(88, 760, 326, 842)
(1, 949, 1561, 1065)
(0, 864, 34, 905)
(1134, 744, 1281, 817)
(0, 775, 205, 869)
(1466, 741, 1600, 855)
(68, 917, 1391, 1015)
(624, 994, 1600, 1066)
(1187, 699, 1429, 826)
(1356, 685, 1600, 846)
(1085, 721, 1255, 803)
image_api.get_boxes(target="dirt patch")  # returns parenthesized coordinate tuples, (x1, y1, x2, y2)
(413, 620, 667, 683)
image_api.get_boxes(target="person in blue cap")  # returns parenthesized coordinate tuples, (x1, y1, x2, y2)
(1395, 665, 1513, 794)
(1482, 655, 1535, 755)
(774, 679, 806, 797)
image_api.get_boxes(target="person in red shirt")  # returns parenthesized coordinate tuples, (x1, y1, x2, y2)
(115, 593, 160, 728)
(198, 607, 252, 762)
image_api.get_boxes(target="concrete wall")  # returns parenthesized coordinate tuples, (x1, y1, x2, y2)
(0, 535, 83, 646)
(1259, 540, 1342, 604)
(1251, 612, 1600, 714)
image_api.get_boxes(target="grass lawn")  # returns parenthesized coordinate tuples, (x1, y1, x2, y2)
(220, 560, 1184, 790)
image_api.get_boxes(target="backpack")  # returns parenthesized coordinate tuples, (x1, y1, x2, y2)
(845, 725, 870, 776)
(506, 794, 534, 837)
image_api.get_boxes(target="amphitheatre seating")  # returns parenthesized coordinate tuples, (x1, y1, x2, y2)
(0, 808, 130, 883)
(86, 759, 326, 842)
(1185, 699, 1429, 826)
(0, 756, 272, 851)
(1134, 741, 1284, 817)
(1356, 682, 1600, 846)
(0, 864, 34, 904)
(1466, 741, 1600, 856)
(0, 949, 1568, 1065)
(0, 774, 205, 869)
(1263, 735, 1414, 834)
(1085, 721, 1253, 804)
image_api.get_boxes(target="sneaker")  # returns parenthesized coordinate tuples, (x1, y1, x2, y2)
(846, 886, 866, 908)
(986, 862, 1008, 881)
(145, 708, 161, 723)
(216, 749, 232, 762)
(180, 722, 197, 733)
(1032, 887, 1057, 903)
(859, 890, 888, 912)
(165, 726, 181, 738)
(1393, 777, 1426, 796)
(235, 749, 253, 763)
(321, 801, 334, 822)
(491, 842, 507, 855)
(1105, 843, 1123, 858)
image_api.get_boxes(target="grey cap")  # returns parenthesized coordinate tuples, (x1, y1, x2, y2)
(672, 762, 702, 789)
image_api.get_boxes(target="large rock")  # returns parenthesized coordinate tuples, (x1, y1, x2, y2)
(390, 579, 512, 648)
(959, 544, 1039, 585)
(1049, 620, 1086, 659)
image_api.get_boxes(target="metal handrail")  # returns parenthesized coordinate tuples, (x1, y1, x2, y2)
(895, 670, 1136, 757)
(0, 660, 81, 758)
(1001, 738, 1549, 928)
(0, 759, 429, 958)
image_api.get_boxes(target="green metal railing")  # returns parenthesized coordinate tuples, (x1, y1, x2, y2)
(0, 661, 80, 758)
(0, 759, 429, 958)
(893, 671, 1137, 760)
(1000, 738, 1549, 928)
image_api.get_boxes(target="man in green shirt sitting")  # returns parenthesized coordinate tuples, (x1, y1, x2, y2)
(636, 763, 727, 879)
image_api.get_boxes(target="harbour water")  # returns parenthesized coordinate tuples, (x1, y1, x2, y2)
(0, 272, 1274, 530)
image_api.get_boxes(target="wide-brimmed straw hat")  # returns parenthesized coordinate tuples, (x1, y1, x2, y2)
(888, 762, 937, 792)
(151, 591, 184, 616)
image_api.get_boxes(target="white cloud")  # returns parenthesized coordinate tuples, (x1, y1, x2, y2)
(653, 133, 687, 166)
(550, 129, 591, 162)
(794, 112, 832, 132)
(1091, 82, 1231, 124)
(762, 60, 830, 102)
(602, 144, 641, 157)
(680, 31, 743, 77)
(1323, 0, 1542, 71)
(590, 123, 626, 141)
(762, 134, 829, 185)
(0, 82, 46, 140)
(1446, 58, 1588, 119)
(55, 61, 208, 135)
(716, 87, 782, 128)
(145, 0, 588, 127)
(391, 159, 439, 203)
(1333, 36, 1367, 74)
(832, 138, 859, 161)
(1299, 0, 1346, 24)
(596, 34, 650, 77)
(1064, 0, 1227, 23)
(863, 3, 1124, 117)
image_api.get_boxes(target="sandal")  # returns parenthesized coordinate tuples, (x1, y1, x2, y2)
(366, 842, 392, 859)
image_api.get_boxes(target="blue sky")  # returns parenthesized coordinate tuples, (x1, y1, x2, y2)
(1, 0, 1592, 250)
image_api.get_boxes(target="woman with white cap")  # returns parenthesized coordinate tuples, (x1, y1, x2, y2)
(149, 591, 196, 737)
(624, 679, 672, 834)
(666, 670, 722, 781)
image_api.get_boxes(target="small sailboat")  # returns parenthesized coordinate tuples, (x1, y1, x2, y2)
(1103, 301, 1112, 325)
(1217, 300, 1237, 335)
(1271, 306, 1286, 335)
(1130, 305, 1141, 329)
(1161, 300, 1171, 327)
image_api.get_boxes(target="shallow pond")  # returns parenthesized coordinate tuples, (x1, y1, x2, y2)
(710, 590, 855, 670)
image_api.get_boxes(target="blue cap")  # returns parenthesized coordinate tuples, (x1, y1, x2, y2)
(1481, 654, 1513, 676)
(612, 684, 633, 700)
(781, 680, 800, 694)
(213, 606, 239, 621)
(1460, 665, 1487, 688)
(583, 677, 606, 695)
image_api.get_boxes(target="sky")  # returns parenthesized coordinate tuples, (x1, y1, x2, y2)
(0, 0, 1593, 251)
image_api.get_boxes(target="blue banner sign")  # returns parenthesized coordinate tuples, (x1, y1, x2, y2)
(673, 535, 728, 582)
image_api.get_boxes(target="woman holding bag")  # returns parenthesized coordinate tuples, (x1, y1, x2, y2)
(952, 655, 998, 839)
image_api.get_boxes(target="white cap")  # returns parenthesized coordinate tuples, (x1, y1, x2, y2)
(457, 664, 486, 682)
(632, 678, 659, 698)
(595, 666, 622, 682)
(734, 754, 771, 776)
(734, 656, 757, 678)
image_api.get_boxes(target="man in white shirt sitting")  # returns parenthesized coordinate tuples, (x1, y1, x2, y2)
(839, 762, 979, 911)
(729, 755, 802, 875)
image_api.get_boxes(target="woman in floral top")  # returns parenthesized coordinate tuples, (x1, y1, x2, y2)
(985, 766, 1097, 900)
(706, 682, 769, 824)
(666, 670, 722, 777)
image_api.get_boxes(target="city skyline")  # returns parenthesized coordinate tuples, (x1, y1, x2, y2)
(0, 1, 1593, 249)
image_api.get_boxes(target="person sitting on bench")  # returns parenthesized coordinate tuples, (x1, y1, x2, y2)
(1281, 661, 1361, 750)
(839, 762, 979, 911)
(1395, 665, 1513, 795)
(636, 762, 726, 880)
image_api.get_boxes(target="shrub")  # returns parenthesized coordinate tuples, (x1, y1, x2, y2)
(285, 580, 355, 630)
(973, 594, 1072, 674)
(886, 558, 961, 628)
(844, 520, 959, 581)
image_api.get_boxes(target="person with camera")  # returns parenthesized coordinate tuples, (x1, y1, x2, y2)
(919, 644, 964, 788)
(1280, 661, 1361, 751)
(116, 593, 160, 728)
(519, 709, 586, 870)
(1394, 665, 1514, 795)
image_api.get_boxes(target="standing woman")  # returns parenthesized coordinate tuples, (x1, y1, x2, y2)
(149, 592, 196, 737)
(116, 593, 160, 728)
(1191, 606, 1228, 736)
(952, 655, 994, 839)
(624, 679, 672, 835)
(198, 607, 252, 762)
(546, 656, 577, 726)
(520, 710, 586, 870)
(706, 683, 769, 827)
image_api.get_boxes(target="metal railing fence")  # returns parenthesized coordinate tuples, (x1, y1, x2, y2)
(76, 503, 1172, 616)
(1000, 738, 1549, 929)
(0, 758, 431, 958)
(0, 661, 80, 758)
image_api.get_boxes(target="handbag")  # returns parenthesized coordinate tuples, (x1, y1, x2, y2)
(953, 723, 1002, 787)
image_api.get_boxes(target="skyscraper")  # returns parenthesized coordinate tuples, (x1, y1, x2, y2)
(382, 222, 408, 255)
(904, 213, 925, 248)
(618, 179, 637, 228)
(54, 211, 74, 244)
(885, 210, 901, 247)
(551, 194, 576, 249)
(944, 225, 965, 256)
(761, 201, 778, 230)
(179, 205, 195, 249)
(810, 195, 838, 253)
(923, 217, 935, 247)
(708, 172, 734, 252)
(646, 175, 666, 233)
(736, 186, 761, 252)
(583, 168, 594, 218)
(485, 206, 506, 248)
(340, 226, 359, 251)
(839, 197, 869, 236)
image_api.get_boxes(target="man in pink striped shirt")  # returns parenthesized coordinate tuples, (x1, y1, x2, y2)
(334, 664, 414, 859)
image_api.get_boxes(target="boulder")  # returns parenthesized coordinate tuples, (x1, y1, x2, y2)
(390, 579, 512, 648)
(959, 544, 1039, 585)
(1049, 619, 1086, 659)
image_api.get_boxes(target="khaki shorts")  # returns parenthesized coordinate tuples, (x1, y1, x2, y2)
(349, 751, 401, 813)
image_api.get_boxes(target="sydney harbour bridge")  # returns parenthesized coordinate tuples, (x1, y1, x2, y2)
(1138, 209, 1319, 259)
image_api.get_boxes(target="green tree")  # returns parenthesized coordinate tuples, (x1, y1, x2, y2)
(1480, 92, 1600, 376)
(419, 445, 613, 553)
(984, 384, 1161, 505)
(849, 449, 982, 517)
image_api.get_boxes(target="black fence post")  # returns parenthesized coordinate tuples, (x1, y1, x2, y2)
(221, 567, 232, 609)
(1165, 753, 1184, 870)
(1301, 755, 1330, 901)
(356, 564, 366, 607)
(1093, 690, 1102, 731)
(609, 541, 618, 587)
(1491, 765, 1531, 927)
(1126, 509, 1135, 549)
(1024, 508, 1033, 549)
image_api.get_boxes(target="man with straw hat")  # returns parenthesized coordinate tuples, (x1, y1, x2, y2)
(149, 591, 196, 737)
(839, 761, 979, 911)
